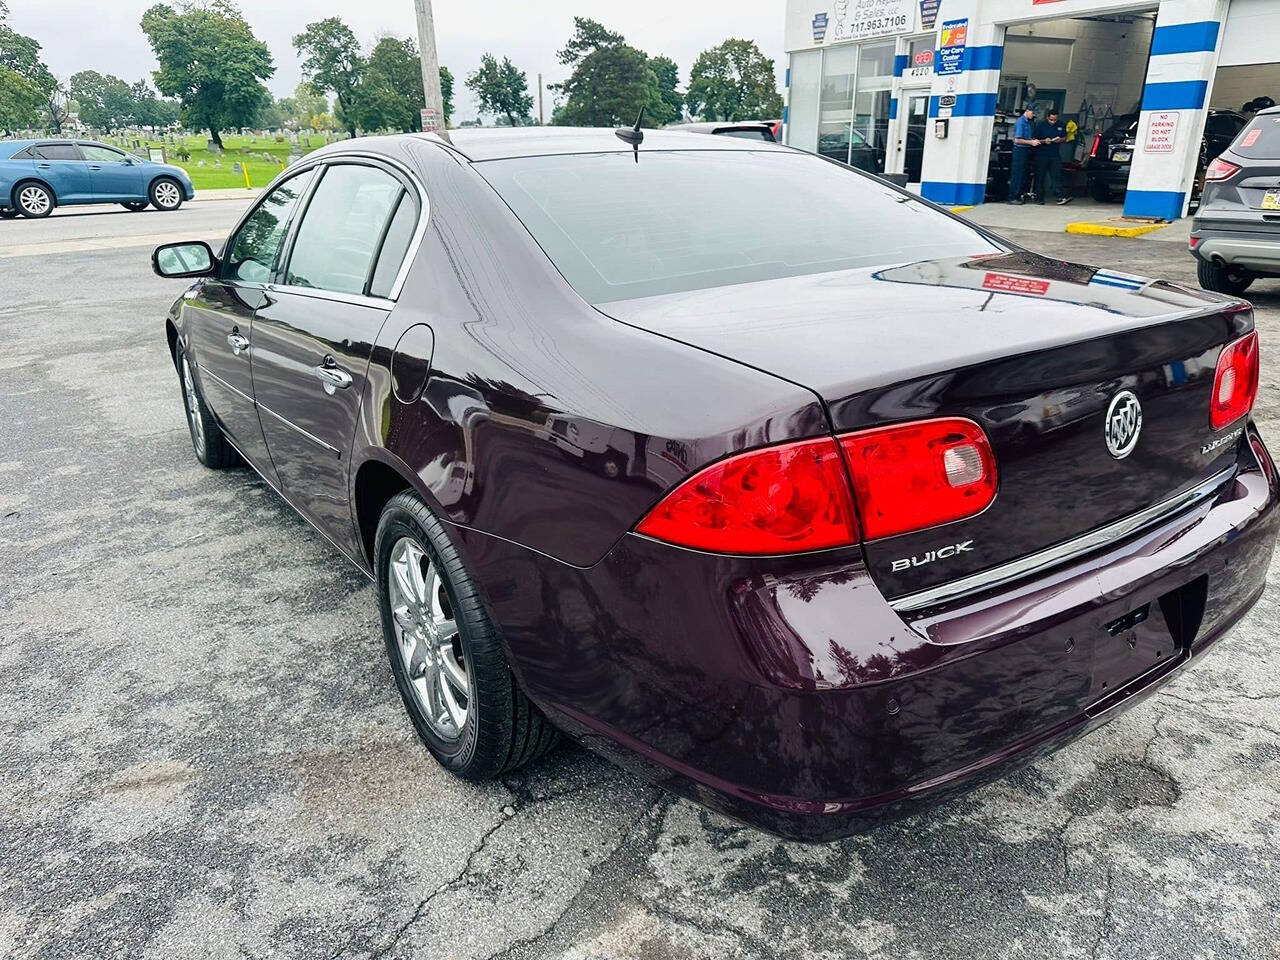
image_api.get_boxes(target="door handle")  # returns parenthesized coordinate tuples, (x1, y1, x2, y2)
(88, 165, 101, 171)
(314, 364, 353, 394)
(226, 332, 250, 356)
(36, 163, 51, 169)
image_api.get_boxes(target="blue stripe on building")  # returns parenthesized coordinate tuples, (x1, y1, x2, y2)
(1149, 20, 1220, 56)
(1141, 79, 1208, 111)
(785, 67, 790, 87)
(921, 181, 986, 206)
(893, 54, 909, 77)
(889, 98, 898, 120)
(782, 104, 789, 124)
(928, 92, 998, 118)
(931, 45, 1004, 73)
(1124, 189, 1186, 220)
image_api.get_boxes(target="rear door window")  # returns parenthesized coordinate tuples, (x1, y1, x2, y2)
(284, 163, 404, 296)
(32, 144, 82, 161)
(223, 168, 315, 284)
(1232, 115, 1280, 159)
(368, 191, 420, 299)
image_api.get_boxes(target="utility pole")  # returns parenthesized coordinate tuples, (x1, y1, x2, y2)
(537, 72, 544, 125)
(413, 0, 451, 143)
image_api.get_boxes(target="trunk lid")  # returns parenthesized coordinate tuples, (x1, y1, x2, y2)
(599, 252, 1252, 601)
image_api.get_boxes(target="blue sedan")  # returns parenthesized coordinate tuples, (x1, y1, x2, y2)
(0, 139, 195, 219)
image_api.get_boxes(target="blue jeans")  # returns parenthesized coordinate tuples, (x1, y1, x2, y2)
(1009, 147, 1031, 200)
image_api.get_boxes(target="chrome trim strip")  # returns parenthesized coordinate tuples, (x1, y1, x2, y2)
(256, 402, 341, 456)
(264, 283, 394, 311)
(890, 466, 1237, 614)
(197, 365, 254, 405)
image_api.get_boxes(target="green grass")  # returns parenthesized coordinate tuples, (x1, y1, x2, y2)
(99, 134, 335, 191)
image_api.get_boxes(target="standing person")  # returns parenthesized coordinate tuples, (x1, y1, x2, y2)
(1034, 109, 1071, 205)
(1007, 103, 1040, 205)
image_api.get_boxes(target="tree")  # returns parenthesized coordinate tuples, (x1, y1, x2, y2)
(293, 17, 363, 138)
(686, 39, 783, 122)
(141, 1, 274, 149)
(553, 44, 660, 128)
(466, 54, 533, 127)
(556, 16, 624, 67)
(648, 55, 683, 126)
(130, 78, 179, 129)
(44, 80, 69, 133)
(359, 37, 418, 132)
(70, 70, 134, 133)
(0, 1, 55, 132)
(439, 65, 454, 126)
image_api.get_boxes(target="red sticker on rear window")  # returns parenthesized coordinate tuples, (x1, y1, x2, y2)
(982, 273, 1050, 295)
(1242, 128, 1262, 148)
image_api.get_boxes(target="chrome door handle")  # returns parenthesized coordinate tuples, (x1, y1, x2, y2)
(314, 364, 352, 394)
(226, 333, 250, 355)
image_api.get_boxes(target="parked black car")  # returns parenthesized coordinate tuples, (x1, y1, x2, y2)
(1191, 105, 1280, 293)
(1087, 110, 1248, 203)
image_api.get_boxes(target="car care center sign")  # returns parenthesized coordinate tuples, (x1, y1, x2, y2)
(1143, 111, 1179, 153)
(937, 18, 968, 76)
(832, 0, 914, 40)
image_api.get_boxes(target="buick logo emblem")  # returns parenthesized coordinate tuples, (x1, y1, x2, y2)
(1105, 390, 1142, 459)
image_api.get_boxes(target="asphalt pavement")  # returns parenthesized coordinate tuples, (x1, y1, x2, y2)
(1, 199, 1278, 960)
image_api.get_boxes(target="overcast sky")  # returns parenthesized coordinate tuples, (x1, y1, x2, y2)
(10, 1, 786, 123)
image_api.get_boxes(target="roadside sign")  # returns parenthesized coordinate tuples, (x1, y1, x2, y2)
(1143, 112, 1179, 153)
(420, 107, 442, 133)
(938, 18, 968, 76)
(919, 0, 940, 30)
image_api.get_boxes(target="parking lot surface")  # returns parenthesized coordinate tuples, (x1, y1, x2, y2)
(1, 204, 1278, 960)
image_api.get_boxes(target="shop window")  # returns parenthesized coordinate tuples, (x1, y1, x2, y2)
(818, 44, 859, 165)
(786, 49, 822, 154)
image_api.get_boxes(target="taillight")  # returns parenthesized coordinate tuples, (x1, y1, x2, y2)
(634, 437, 858, 554)
(1189, 235, 1201, 250)
(1210, 331, 1259, 430)
(838, 418, 997, 540)
(1204, 157, 1240, 181)
(1090, 133, 1101, 159)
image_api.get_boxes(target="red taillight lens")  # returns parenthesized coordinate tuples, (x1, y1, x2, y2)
(838, 418, 997, 541)
(1204, 157, 1241, 181)
(635, 437, 859, 554)
(1210, 331, 1259, 430)
(1090, 133, 1101, 159)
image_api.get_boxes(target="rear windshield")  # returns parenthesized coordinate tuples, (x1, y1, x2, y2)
(1232, 114, 1280, 159)
(476, 149, 997, 303)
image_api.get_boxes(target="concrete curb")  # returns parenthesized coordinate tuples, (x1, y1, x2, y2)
(1065, 218, 1170, 238)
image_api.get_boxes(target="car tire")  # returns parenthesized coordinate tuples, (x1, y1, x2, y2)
(13, 182, 54, 218)
(1197, 259, 1254, 296)
(1089, 180, 1113, 203)
(375, 491, 558, 780)
(149, 177, 185, 211)
(122, 201, 149, 212)
(176, 344, 236, 469)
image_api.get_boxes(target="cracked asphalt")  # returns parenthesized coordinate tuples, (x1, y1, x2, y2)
(1, 201, 1279, 960)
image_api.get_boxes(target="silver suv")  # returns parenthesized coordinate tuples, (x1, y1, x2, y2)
(1190, 105, 1280, 294)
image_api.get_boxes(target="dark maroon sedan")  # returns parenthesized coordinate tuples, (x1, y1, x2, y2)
(152, 128, 1277, 840)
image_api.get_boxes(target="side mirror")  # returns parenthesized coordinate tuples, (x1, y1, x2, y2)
(153, 241, 216, 279)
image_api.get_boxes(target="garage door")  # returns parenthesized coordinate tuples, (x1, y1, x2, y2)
(1221, 0, 1280, 68)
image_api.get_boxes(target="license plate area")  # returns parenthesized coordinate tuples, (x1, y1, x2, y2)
(1262, 190, 1280, 211)
(1112, 150, 1132, 163)
(1090, 575, 1207, 702)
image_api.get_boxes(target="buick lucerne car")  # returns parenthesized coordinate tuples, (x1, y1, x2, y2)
(1191, 105, 1280, 294)
(0, 139, 194, 218)
(152, 128, 1278, 840)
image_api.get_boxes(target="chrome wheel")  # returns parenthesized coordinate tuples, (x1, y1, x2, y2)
(181, 355, 205, 458)
(388, 536, 469, 741)
(18, 185, 51, 216)
(154, 181, 182, 209)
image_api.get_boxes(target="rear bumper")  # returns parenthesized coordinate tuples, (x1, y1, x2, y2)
(1087, 162, 1130, 189)
(472, 429, 1278, 841)
(1190, 225, 1280, 274)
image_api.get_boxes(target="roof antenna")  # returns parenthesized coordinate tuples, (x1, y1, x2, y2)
(614, 107, 644, 163)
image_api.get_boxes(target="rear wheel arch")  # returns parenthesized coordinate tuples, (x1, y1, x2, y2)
(353, 455, 447, 568)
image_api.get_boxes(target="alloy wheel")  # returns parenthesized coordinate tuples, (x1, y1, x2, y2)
(387, 536, 469, 741)
(154, 181, 182, 209)
(18, 186, 50, 216)
(181, 355, 206, 458)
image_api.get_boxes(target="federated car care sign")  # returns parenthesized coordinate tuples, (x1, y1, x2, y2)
(937, 18, 968, 76)
(832, 0, 914, 41)
(1143, 112, 1179, 153)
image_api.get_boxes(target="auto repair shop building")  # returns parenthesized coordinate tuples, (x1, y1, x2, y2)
(782, 0, 1280, 217)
